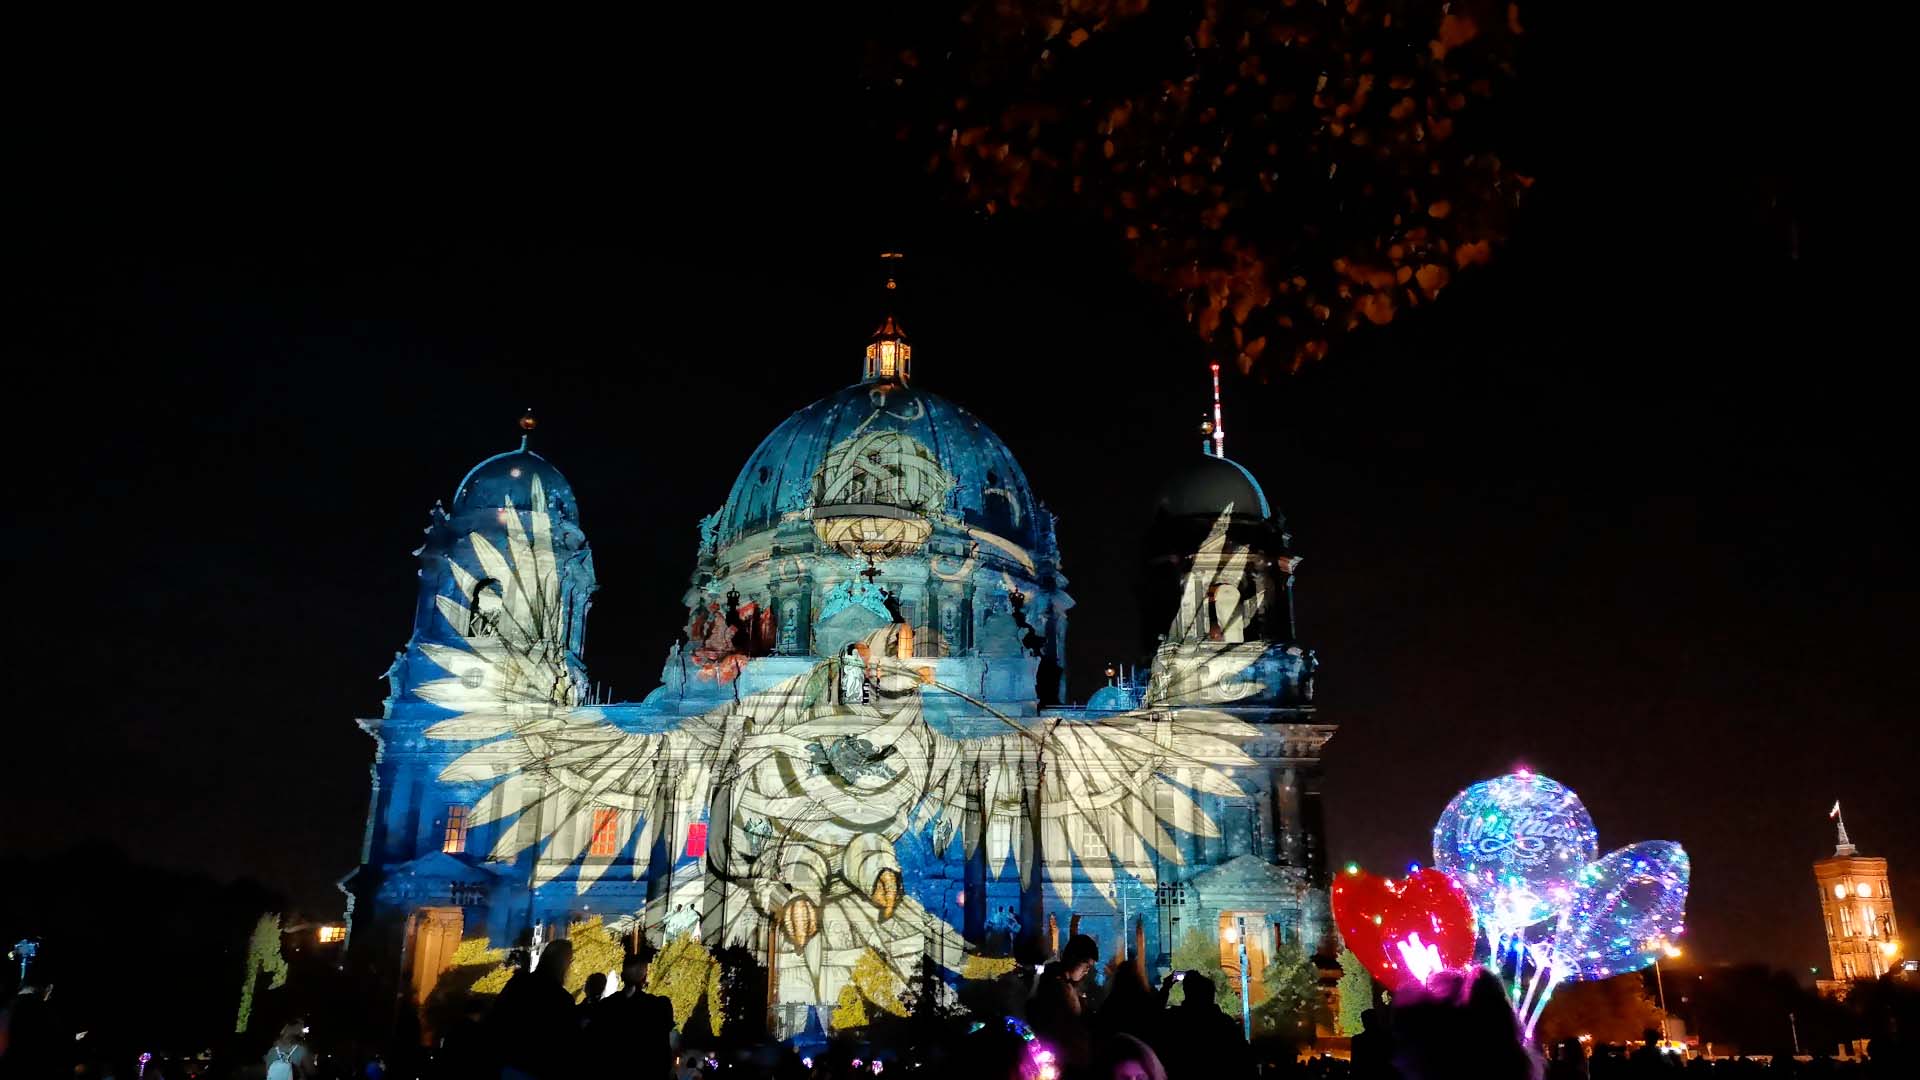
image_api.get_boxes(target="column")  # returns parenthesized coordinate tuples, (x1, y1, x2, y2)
(1272, 766, 1301, 867)
(964, 766, 988, 943)
(1253, 774, 1278, 862)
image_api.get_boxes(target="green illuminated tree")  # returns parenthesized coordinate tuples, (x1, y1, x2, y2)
(1168, 927, 1241, 1019)
(1255, 939, 1329, 1040)
(234, 913, 289, 1033)
(1335, 948, 1374, 1036)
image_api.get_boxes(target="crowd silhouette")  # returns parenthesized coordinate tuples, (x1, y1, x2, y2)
(4, 929, 1912, 1078)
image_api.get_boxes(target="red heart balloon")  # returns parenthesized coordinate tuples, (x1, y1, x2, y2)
(1332, 867, 1477, 988)
(1331, 867, 1397, 981)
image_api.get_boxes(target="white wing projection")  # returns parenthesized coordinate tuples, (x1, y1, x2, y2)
(417, 491, 1267, 1006)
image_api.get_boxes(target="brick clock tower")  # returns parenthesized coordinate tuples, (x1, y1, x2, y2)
(1813, 802, 1901, 998)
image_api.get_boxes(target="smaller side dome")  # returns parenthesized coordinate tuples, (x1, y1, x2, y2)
(1139, 453, 1291, 658)
(453, 449, 578, 521)
(1152, 453, 1273, 522)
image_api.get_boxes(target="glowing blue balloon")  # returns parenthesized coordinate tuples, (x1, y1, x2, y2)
(1553, 840, 1691, 982)
(1431, 771, 1600, 931)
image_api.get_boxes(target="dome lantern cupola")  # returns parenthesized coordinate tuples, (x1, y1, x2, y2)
(863, 315, 911, 386)
(862, 252, 911, 385)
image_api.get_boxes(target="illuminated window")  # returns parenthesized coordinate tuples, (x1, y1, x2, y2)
(1153, 783, 1176, 830)
(1842, 957, 1856, 979)
(1114, 807, 1142, 866)
(1857, 882, 1873, 898)
(1840, 905, 1852, 937)
(589, 808, 621, 857)
(442, 805, 469, 854)
(988, 818, 1013, 864)
(513, 781, 543, 852)
(1076, 813, 1108, 859)
(317, 924, 346, 944)
(1826, 915, 1834, 939)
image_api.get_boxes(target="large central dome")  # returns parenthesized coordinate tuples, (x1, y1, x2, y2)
(715, 380, 1044, 550)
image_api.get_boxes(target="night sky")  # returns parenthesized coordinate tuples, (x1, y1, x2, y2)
(11, 6, 1910, 985)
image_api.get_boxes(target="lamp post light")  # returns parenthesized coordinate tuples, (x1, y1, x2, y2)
(1227, 915, 1253, 1043)
(1653, 942, 1681, 1045)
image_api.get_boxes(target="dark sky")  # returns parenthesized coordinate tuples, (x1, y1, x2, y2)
(10, 6, 1910, 983)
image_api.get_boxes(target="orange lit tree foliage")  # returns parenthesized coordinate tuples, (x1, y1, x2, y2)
(831, 947, 911, 1032)
(878, 0, 1528, 372)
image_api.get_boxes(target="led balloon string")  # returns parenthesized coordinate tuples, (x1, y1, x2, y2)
(1419, 770, 1691, 1040)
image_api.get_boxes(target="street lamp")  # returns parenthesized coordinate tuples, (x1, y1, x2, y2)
(1653, 942, 1681, 1045)
(1233, 915, 1254, 1043)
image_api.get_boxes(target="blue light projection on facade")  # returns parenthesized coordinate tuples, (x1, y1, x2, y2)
(345, 324, 1334, 1038)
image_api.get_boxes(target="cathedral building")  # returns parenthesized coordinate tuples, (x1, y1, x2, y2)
(342, 312, 1335, 1038)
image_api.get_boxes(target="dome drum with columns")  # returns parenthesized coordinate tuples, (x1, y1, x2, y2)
(654, 315, 1070, 714)
(343, 309, 1337, 1044)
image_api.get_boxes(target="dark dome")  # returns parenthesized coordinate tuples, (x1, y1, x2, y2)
(1152, 453, 1273, 522)
(717, 382, 1044, 549)
(453, 447, 579, 520)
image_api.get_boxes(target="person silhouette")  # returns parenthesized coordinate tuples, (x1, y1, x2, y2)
(1031, 934, 1101, 1071)
(590, 950, 675, 1079)
(1093, 1034, 1167, 1080)
(579, 972, 608, 1026)
(1350, 1006, 1395, 1080)
(1388, 967, 1540, 1080)
(1160, 973, 1251, 1080)
(489, 938, 576, 1080)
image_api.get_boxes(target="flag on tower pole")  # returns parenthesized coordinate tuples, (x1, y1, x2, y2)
(1830, 800, 1842, 820)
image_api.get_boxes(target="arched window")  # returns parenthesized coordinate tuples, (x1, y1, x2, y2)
(442, 805, 469, 854)
(1214, 582, 1246, 642)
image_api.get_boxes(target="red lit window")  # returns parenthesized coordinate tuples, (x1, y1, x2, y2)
(589, 809, 621, 857)
(443, 805, 469, 854)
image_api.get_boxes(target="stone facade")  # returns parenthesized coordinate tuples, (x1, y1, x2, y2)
(341, 323, 1334, 1039)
